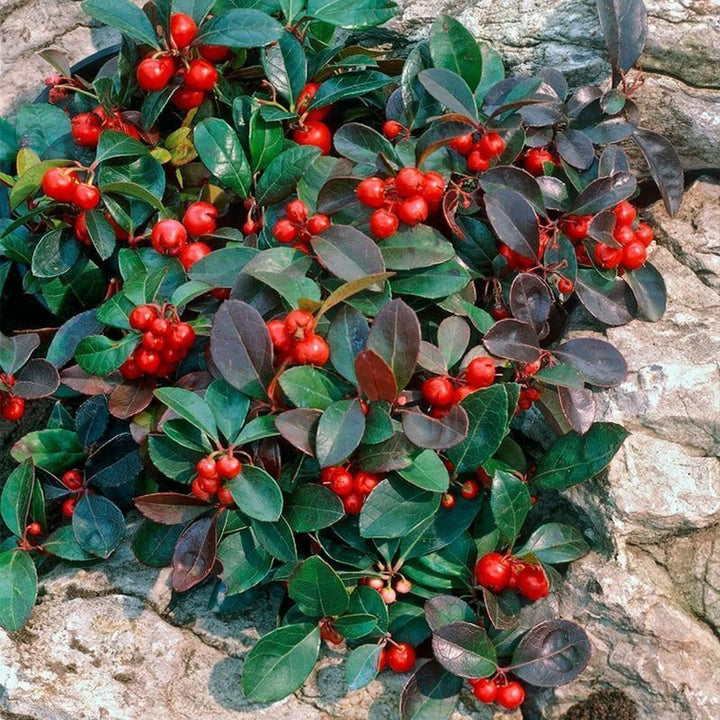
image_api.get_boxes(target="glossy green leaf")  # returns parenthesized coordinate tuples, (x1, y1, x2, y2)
(289, 555, 349, 617)
(0, 550, 37, 631)
(227, 465, 283, 522)
(72, 494, 126, 559)
(194, 119, 252, 198)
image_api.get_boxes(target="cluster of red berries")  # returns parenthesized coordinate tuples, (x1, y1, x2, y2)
(291, 83, 332, 155)
(41, 167, 101, 210)
(321, 466, 380, 516)
(148, 201, 218, 267)
(70, 104, 140, 148)
(190, 453, 240, 504)
(378, 642, 416, 674)
(59, 469, 89, 518)
(359, 572, 412, 605)
(421, 356, 497, 419)
(356, 167, 445, 239)
(0, 374, 24, 421)
(450, 131, 506, 173)
(266, 309, 330, 367)
(474, 552, 550, 601)
(440, 477, 480, 510)
(120, 304, 196, 379)
(272, 199, 330, 251)
(469, 676, 525, 709)
(562, 201, 652, 272)
(136, 13, 230, 110)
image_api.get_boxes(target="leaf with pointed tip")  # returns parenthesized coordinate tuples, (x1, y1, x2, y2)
(483, 319, 541, 363)
(72, 494, 126, 559)
(484, 189, 539, 260)
(623, 261, 667, 322)
(431, 621, 497, 678)
(553, 338, 627, 387)
(596, 0, 647, 80)
(171, 515, 217, 592)
(134, 493, 210, 525)
(400, 660, 462, 720)
(0, 550, 37, 631)
(558, 386, 596, 434)
(570, 172, 636, 216)
(490, 470, 532, 545)
(401, 406, 469, 451)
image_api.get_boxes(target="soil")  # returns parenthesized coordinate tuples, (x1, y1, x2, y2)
(562, 690, 638, 720)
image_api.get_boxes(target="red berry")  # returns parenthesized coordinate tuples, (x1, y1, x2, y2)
(466, 357, 496, 389)
(170, 13, 197, 49)
(478, 132, 505, 158)
(342, 492, 363, 515)
(449, 133, 474, 156)
(357, 177, 386, 208)
(136, 56, 175, 92)
(622, 240, 647, 271)
(383, 120, 403, 139)
(184, 59, 219, 92)
(517, 565, 550, 601)
(496, 682, 525, 709)
(142, 331, 165, 351)
(460, 479, 479, 500)
(557, 277, 574, 294)
(293, 334, 330, 365)
(285, 309, 316, 336)
(441, 492, 456, 509)
(562, 216, 589, 242)
(42, 167, 78, 202)
(191, 477, 213, 501)
(354, 471, 380, 495)
(73, 183, 100, 210)
(283, 200, 306, 225)
(162, 347, 185, 365)
(491, 304, 510, 320)
(217, 455, 242, 479)
(367, 577, 385, 590)
(296, 83, 327, 118)
(385, 643, 416, 673)
(380, 586, 397, 604)
(166, 323, 195, 350)
(452, 386, 474, 405)
(474, 552, 511, 592)
(467, 151, 489, 173)
(394, 578, 412, 594)
(421, 376, 454, 406)
(62, 498, 77, 518)
(151, 219, 187, 256)
(129, 306, 157, 332)
(395, 167, 425, 198)
(292, 120, 332, 155)
(330, 469, 354, 496)
(71, 112, 103, 148)
(242, 218, 258, 235)
(523, 148, 554, 176)
(369, 209, 399, 239)
(613, 200, 636, 226)
(472, 678, 498, 703)
(422, 171, 445, 203)
(183, 201, 217, 236)
(27, 522, 42, 537)
(199, 45, 231, 62)
(273, 218, 298, 244)
(199, 475, 220, 494)
(179, 241, 212, 271)
(613, 224, 635, 246)
(1, 396, 25, 421)
(119, 356, 142, 380)
(267, 319, 293, 351)
(172, 88, 205, 110)
(217, 486, 235, 506)
(635, 222, 654, 247)
(150, 317, 170, 336)
(307, 214, 330, 235)
(135, 348, 162, 375)
(594, 242, 623, 269)
(397, 196, 428, 226)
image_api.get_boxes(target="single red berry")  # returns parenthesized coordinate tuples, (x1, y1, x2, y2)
(330, 469, 354, 496)
(397, 196, 428, 226)
(296, 82, 330, 120)
(142, 331, 165, 351)
(441, 492, 456, 509)
(394, 578, 412, 594)
(342, 492, 363, 515)
(307, 214, 330, 235)
(386, 643, 416, 673)
(562, 216, 589, 242)
(135, 348, 162, 375)
(369, 209, 399, 239)
(217, 455, 242, 479)
(451, 386, 473, 404)
(61, 498, 77, 518)
(217, 486, 235, 506)
(613, 200, 636, 226)
(377, 648, 387, 672)
(1, 395, 24, 421)
(380, 586, 397, 604)
(73, 183, 101, 210)
(42, 167, 78, 202)
(635, 222, 654, 247)
(367, 577, 385, 590)
(285, 309, 316, 335)
(449, 133, 474, 156)
(170, 13, 197, 48)
(491, 304, 510, 320)
(285, 199, 308, 224)
(524, 148, 554, 176)
(191, 476, 213, 501)
(71, 112, 103, 148)
(557, 277, 574, 294)
(613, 224, 635, 246)
(496, 682, 525, 709)
(242, 218, 258, 235)
(199, 474, 220, 494)
(166, 322, 195, 350)
(172, 88, 205, 110)
(179, 241, 212, 271)
(474, 552, 511, 592)
(199, 45, 231, 62)
(518, 565, 550, 601)
(151, 219, 187, 256)
(622, 240, 647, 271)
(183, 201, 218, 236)
(421, 376, 454, 406)
(383, 120, 403, 139)
(184, 59, 219, 92)
(129, 305, 157, 331)
(356, 177, 386, 208)
(467, 151, 489, 173)
(460, 479, 479, 500)
(293, 120, 332, 155)
(422, 171, 445, 203)
(395, 167, 425, 198)
(267, 319, 293, 352)
(293, 334, 330, 365)
(136, 56, 175, 91)
(466, 357, 496, 389)
(273, 218, 298, 244)
(594, 242, 623, 269)
(150, 317, 170, 337)
(472, 678, 498, 703)
(162, 347, 185, 365)
(119, 356, 143, 380)
(477, 132, 505, 158)
(354, 471, 380, 495)
(26, 522, 42, 537)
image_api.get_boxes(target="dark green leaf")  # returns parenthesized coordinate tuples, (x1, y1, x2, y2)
(285, 483, 345, 532)
(0, 550, 37, 631)
(261, 31, 307, 104)
(624, 261, 666, 322)
(429, 15, 482, 89)
(0, 461, 35, 538)
(308, 71, 393, 109)
(72, 494, 126, 559)
(82, 0, 160, 48)
(289, 555, 349, 617)
(279, 366, 345, 410)
(346, 644, 382, 690)
(316, 399, 366, 467)
(132, 520, 184, 567)
(11, 429, 85, 473)
(217, 528, 272, 595)
(397, 450, 449, 492)
(195, 9, 284, 47)
(227, 465, 283, 522)
(431, 621, 497, 678)
(515, 523, 590, 564)
(75, 334, 136, 376)
(44, 525, 96, 561)
(631, 127, 683, 216)
(490, 470, 532, 545)
(400, 660, 462, 720)
(256, 144, 321, 205)
(417, 68, 478, 120)
(251, 517, 297, 562)
(194, 118, 251, 198)
(155, 387, 218, 442)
